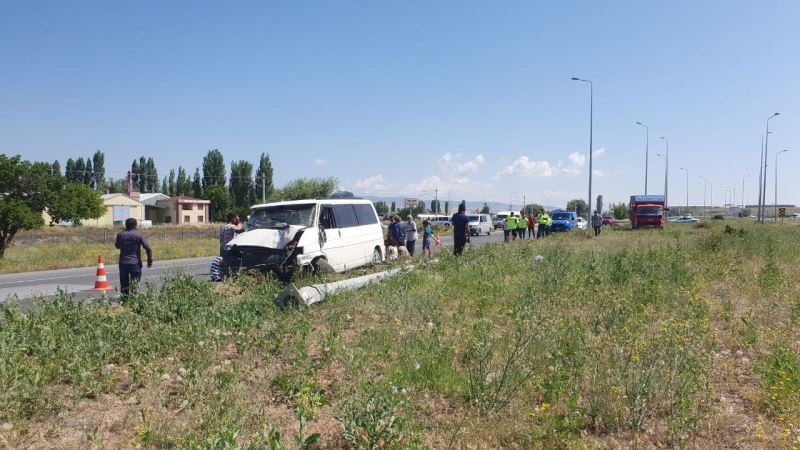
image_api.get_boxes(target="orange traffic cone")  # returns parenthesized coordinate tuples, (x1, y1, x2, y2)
(91, 256, 113, 291)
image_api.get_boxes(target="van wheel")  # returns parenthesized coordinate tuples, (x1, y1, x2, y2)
(371, 247, 383, 265)
(486, 229, 491, 236)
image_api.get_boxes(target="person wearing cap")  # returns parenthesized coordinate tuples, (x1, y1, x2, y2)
(404, 215, 418, 256)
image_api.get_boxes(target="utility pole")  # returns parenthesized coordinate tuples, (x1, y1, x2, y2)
(761, 113, 780, 223)
(434, 188, 439, 214)
(758, 135, 765, 221)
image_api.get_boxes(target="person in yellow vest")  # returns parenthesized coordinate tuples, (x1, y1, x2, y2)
(543, 211, 553, 236)
(506, 212, 518, 241)
(517, 210, 527, 240)
(537, 211, 549, 238)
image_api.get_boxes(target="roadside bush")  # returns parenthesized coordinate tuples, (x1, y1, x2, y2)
(338, 382, 412, 449)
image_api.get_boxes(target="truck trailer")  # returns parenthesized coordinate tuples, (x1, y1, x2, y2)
(629, 195, 666, 229)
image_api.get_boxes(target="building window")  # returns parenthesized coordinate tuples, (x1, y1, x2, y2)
(197, 216, 204, 223)
(184, 215, 191, 223)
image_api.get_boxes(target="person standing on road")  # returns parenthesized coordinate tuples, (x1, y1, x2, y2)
(404, 215, 418, 256)
(219, 213, 244, 256)
(387, 215, 405, 259)
(502, 214, 511, 242)
(592, 210, 602, 237)
(506, 212, 518, 241)
(527, 213, 536, 239)
(517, 210, 527, 240)
(537, 211, 547, 238)
(422, 219, 433, 259)
(115, 218, 153, 296)
(451, 203, 470, 256)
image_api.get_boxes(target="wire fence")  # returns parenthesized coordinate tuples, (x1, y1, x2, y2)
(12, 227, 220, 246)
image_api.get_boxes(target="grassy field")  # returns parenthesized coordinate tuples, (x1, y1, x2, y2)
(1, 221, 799, 448)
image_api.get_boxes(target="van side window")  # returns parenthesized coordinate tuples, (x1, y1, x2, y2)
(319, 205, 336, 229)
(353, 204, 378, 225)
(332, 204, 358, 228)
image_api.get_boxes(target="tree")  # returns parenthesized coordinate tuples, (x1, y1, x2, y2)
(205, 185, 233, 222)
(51, 160, 61, 177)
(596, 195, 603, 215)
(47, 183, 105, 226)
(566, 199, 588, 218)
(167, 169, 176, 196)
(374, 201, 389, 216)
(444, 201, 450, 214)
(524, 203, 545, 215)
(202, 149, 226, 190)
(192, 168, 203, 198)
(84, 158, 94, 187)
(65, 158, 76, 182)
(390, 201, 396, 212)
(611, 202, 629, 220)
(272, 177, 337, 201)
(417, 200, 426, 212)
(176, 167, 188, 196)
(146, 157, 158, 193)
(229, 160, 254, 209)
(480, 203, 491, 214)
(75, 158, 86, 184)
(92, 150, 105, 192)
(254, 153, 274, 204)
(430, 199, 441, 214)
(130, 159, 140, 191)
(161, 177, 168, 194)
(137, 156, 147, 192)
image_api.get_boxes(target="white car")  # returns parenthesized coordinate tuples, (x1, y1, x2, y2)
(468, 214, 492, 236)
(672, 215, 699, 224)
(225, 198, 385, 278)
(575, 217, 588, 230)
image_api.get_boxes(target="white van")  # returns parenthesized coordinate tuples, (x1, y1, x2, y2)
(468, 214, 492, 236)
(224, 198, 385, 278)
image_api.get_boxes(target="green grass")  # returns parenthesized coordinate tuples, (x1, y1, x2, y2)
(0, 238, 219, 274)
(1, 221, 800, 447)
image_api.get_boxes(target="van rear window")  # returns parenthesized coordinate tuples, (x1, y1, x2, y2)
(353, 204, 378, 225)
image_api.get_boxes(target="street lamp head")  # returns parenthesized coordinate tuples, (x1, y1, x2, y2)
(656, 153, 665, 157)
(660, 136, 666, 140)
(636, 121, 643, 125)
(773, 112, 780, 117)
(571, 77, 580, 80)
(779, 149, 789, 154)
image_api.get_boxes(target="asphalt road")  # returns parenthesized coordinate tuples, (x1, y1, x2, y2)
(0, 229, 509, 308)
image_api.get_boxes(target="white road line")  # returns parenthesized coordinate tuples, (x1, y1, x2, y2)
(0, 262, 211, 286)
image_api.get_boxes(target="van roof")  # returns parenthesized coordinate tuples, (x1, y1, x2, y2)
(250, 198, 373, 209)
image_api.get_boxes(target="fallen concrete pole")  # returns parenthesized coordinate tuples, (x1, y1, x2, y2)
(275, 268, 404, 308)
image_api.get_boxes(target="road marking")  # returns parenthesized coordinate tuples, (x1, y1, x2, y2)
(0, 262, 211, 286)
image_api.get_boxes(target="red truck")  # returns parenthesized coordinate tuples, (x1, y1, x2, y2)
(629, 195, 666, 229)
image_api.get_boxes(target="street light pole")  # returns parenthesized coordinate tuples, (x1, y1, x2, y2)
(659, 136, 669, 210)
(572, 77, 593, 222)
(698, 175, 707, 218)
(636, 121, 649, 194)
(775, 149, 788, 221)
(680, 167, 688, 213)
(761, 113, 780, 223)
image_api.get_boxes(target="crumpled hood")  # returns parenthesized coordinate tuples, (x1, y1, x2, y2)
(227, 226, 304, 250)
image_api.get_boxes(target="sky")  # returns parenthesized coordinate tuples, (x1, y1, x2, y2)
(1, 0, 799, 210)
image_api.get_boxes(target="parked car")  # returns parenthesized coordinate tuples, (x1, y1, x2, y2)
(601, 215, 616, 226)
(575, 217, 588, 230)
(672, 214, 699, 224)
(226, 198, 384, 279)
(468, 214, 492, 236)
(550, 210, 577, 232)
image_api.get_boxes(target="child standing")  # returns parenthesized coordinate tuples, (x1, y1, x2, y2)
(422, 220, 433, 259)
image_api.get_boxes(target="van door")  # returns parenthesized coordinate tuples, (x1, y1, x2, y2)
(318, 204, 345, 271)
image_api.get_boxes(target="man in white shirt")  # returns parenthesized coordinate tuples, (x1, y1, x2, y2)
(404, 216, 418, 256)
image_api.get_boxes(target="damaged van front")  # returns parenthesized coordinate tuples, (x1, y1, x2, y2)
(224, 202, 321, 278)
(223, 198, 385, 279)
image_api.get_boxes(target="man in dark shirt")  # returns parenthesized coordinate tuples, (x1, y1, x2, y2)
(115, 218, 153, 296)
(450, 203, 471, 256)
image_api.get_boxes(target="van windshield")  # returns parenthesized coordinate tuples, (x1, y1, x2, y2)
(247, 204, 316, 230)
(638, 206, 662, 217)
(467, 215, 479, 222)
(552, 213, 572, 220)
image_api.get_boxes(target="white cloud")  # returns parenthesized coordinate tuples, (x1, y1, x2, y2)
(353, 175, 388, 194)
(439, 153, 485, 174)
(314, 158, 327, 166)
(568, 152, 586, 167)
(592, 148, 606, 158)
(500, 157, 556, 177)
